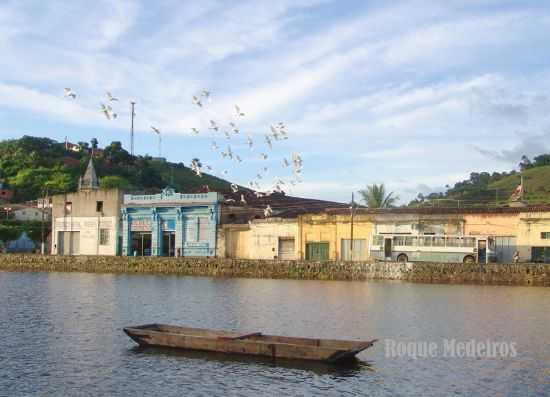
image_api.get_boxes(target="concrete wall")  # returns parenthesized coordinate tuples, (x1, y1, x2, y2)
(13, 208, 49, 222)
(464, 212, 519, 236)
(1, 255, 548, 286)
(51, 216, 119, 256)
(51, 189, 122, 218)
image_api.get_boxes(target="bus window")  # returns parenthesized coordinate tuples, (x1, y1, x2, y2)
(373, 235, 384, 246)
(405, 236, 417, 246)
(393, 236, 406, 246)
(463, 237, 475, 247)
(447, 237, 461, 247)
(433, 237, 446, 247)
(419, 236, 432, 246)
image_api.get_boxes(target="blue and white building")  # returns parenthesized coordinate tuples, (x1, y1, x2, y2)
(121, 187, 221, 257)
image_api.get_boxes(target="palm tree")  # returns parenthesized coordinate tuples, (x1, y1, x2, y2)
(358, 183, 398, 208)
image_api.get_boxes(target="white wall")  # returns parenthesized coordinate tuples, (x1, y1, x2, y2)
(14, 208, 49, 222)
(51, 216, 118, 255)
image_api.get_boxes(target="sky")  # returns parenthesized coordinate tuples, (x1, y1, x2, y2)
(1, 0, 550, 204)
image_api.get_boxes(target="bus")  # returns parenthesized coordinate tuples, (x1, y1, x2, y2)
(369, 234, 496, 264)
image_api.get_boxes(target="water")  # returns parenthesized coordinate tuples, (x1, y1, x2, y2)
(0, 271, 548, 396)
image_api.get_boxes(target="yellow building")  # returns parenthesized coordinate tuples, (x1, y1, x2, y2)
(298, 211, 374, 261)
(517, 210, 550, 263)
(221, 218, 299, 260)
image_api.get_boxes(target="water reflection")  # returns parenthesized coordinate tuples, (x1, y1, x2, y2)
(127, 346, 373, 377)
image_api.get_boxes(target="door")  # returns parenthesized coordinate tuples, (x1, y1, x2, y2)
(384, 238, 392, 259)
(477, 240, 487, 264)
(162, 232, 176, 257)
(306, 242, 329, 261)
(278, 238, 295, 260)
(57, 231, 64, 255)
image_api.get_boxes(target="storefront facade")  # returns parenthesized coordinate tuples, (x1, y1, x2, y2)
(121, 188, 220, 257)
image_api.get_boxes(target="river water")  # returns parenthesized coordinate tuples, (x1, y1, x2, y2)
(0, 271, 548, 396)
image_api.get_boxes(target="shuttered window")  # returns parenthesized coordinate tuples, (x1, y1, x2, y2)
(341, 239, 367, 261)
(198, 217, 208, 241)
(306, 242, 329, 261)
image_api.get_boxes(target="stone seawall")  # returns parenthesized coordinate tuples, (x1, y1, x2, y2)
(1, 255, 549, 286)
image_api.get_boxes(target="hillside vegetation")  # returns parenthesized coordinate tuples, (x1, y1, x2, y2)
(0, 136, 232, 202)
(409, 154, 550, 207)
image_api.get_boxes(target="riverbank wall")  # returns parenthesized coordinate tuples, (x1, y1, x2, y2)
(1, 255, 549, 286)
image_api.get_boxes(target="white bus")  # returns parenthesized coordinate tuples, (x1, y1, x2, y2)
(370, 234, 496, 264)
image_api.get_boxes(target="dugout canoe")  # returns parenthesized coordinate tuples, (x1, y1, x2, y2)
(123, 324, 376, 364)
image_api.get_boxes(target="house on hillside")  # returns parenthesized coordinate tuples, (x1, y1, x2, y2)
(0, 182, 14, 203)
(13, 206, 50, 222)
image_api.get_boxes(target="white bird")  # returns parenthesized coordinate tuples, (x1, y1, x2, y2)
(264, 205, 273, 217)
(265, 135, 272, 149)
(192, 95, 203, 107)
(260, 153, 268, 160)
(220, 151, 228, 159)
(231, 183, 239, 193)
(256, 173, 263, 179)
(235, 105, 245, 117)
(205, 165, 213, 171)
(209, 120, 219, 131)
(283, 158, 290, 167)
(224, 131, 231, 139)
(100, 103, 111, 120)
(106, 91, 118, 101)
(64, 88, 76, 99)
(229, 122, 236, 128)
(235, 155, 242, 163)
(232, 127, 240, 134)
(191, 127, 200, 134)
(201, 90, 210, 98)
(226, 146, 233, 160)
(151, 126, 160, 134)
(240, 194, 247, 205)
(292, 153, 303, 168)
(190, 158, 202, 177)
(270, 125, 277, 134)
(211, 141, 219, 150)
(246, 136, 254, 149)
(249, 181, 255, 188)
(222, 170, 228, 175)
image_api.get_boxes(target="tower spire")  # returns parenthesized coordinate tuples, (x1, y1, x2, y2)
(79, 157, 99, 191)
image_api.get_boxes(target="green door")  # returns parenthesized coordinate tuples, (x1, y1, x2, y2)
(306, 242, 329, 261)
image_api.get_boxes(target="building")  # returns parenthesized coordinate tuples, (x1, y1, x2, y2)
(51, 158, 123, 255)
(220, 217, 299, 260)
(12, 206, 50, 222)
(299, 211, 374, 261)
(0, 182, 14, 203)
(121, 187, 220, 257)
(517, 209, 550, 263)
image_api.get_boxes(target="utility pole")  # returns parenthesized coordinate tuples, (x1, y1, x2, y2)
(40, 187, 48, 255)
(350, 192, 355, 262)
(130, 101, 136, 156)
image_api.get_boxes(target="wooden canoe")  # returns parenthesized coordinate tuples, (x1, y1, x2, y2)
(124, 324, 376, 364)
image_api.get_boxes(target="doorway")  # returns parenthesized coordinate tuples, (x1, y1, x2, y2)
(131, 232, 152, 256)
(477, 240, 487, 264)
(384, 238, 392, 259)
(162, 231, 176, 257)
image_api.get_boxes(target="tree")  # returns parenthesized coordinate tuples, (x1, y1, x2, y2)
(358, 183, 399, 208)
(100, 175, 131, 190)
(90, 138, 98, 150)
(519, 155, 532, 171)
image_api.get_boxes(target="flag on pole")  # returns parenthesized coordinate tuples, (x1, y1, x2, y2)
(510, 181, 523, 201)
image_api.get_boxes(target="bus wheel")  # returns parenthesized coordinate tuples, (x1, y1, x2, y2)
(397, 254, 408, 262)
(463, 255, 476, 264)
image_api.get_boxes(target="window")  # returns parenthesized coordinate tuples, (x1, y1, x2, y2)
(373, 235, 384, 246)
(65, 202, 72, 215)
(96, 201, 103, 212)
(404, 236, 417, 246)
(541, 232, 550, 240)
(99, 229, 110, 245)
(198, 217, 208, 241)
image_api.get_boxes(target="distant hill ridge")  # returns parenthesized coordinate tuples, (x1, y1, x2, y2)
(409, 154, 550, 207)
(0, 135, 236, 202)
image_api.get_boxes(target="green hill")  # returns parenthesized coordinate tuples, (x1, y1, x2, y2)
(0, 136, 232, 202)
(409, 155, 550, 207)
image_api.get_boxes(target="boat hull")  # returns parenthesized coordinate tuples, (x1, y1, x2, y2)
(124, 324, 376, 364)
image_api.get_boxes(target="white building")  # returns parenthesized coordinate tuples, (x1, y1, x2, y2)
(13, 207, 50, 222)
(50, 158, 122, 255)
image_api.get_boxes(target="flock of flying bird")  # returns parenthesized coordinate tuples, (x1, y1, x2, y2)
(63, 87, 304, 218)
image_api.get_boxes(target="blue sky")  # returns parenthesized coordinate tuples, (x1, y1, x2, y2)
(1, 0, 550, 203)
